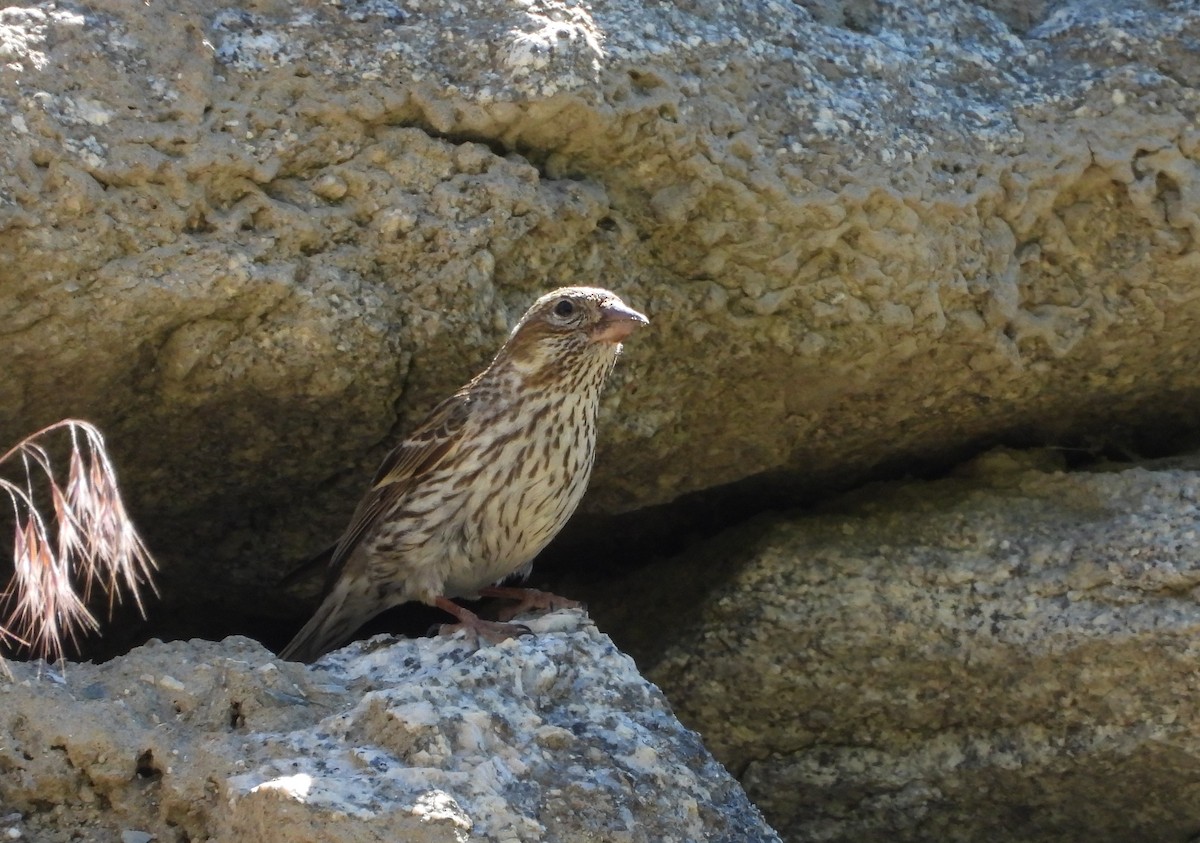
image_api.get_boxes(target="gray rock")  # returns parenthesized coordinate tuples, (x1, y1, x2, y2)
(0, 613, 779, 843)
(605, 450, 1200, 841)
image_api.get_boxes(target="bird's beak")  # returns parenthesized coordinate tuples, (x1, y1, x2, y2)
(592, 301, 649, 344)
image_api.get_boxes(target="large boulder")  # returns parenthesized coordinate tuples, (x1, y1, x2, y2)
(0, 613, 779, 843)
(4, 0, 1200, 630)
(595, 450, 1200, 842)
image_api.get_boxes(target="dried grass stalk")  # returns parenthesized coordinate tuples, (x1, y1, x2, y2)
(1, 419, 157, 667)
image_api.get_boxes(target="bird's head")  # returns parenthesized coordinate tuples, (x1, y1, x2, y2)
(499, 287, 649, 380)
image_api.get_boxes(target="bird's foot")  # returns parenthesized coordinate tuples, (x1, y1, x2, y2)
(479, 586, 584, 622)
(436, 618, 534, 645)
(432, 596, 534, 645)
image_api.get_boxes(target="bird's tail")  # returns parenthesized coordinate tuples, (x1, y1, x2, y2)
(278, 581, 368, 663)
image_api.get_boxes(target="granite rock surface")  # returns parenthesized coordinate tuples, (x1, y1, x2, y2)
(0, 612, 779, 843)
(597, 450, 1200, 842)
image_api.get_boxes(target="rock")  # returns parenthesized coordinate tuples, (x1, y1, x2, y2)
(598, 449, 1200, 841)
(4, 0, 1200, 633)
(0, 613, 779, 843)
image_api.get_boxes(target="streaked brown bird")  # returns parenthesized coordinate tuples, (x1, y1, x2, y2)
(280, 287, 648, 662)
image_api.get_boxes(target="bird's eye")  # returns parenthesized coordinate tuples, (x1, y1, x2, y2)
(553, 299, 576, 318)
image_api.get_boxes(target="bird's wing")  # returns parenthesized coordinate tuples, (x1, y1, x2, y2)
(321, 391, 474, 587)
(277, 542, 335, 588)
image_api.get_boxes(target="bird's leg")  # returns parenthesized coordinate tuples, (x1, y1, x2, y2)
(478, 586, 584, 622)
(432, 596, 534, 644)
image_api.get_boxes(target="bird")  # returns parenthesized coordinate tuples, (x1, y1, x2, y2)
(279, 286, 648, 662)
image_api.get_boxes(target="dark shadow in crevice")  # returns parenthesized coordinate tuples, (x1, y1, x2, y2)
(19, 402, 1200, 666)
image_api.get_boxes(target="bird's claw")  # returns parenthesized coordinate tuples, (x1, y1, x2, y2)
(434, 618, 535, 646)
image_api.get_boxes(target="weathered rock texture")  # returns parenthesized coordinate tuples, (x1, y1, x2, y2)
(4, 0, 1200, 630)
(0, 612, 779, 843)
(594, 450, 1200, 842)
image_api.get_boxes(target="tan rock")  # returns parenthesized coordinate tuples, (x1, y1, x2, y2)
(5, 1, 1200, 628)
